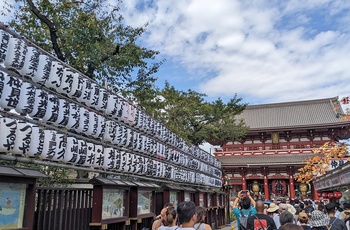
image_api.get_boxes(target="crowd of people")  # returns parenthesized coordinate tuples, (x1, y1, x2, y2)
(151, 201, 212, 230)
(232, 190, 350, 230)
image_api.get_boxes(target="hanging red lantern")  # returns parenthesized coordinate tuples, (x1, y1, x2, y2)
(334, 191, 342, 199)
(322, 192, 328, 198)
(328, 192, 334, 198)
(316, 191, 322, 197)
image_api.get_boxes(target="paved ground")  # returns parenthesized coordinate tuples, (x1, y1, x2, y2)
(215, 220, 237, 230)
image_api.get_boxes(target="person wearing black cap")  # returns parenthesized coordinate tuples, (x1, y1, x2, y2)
(325, 203, 346, 230)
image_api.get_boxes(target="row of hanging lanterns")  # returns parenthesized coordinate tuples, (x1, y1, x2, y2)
(0, 117, 222, 186)
(0, 29, 222, 186)
(0, 29, 221, 170)
(317, 191, 342, 199)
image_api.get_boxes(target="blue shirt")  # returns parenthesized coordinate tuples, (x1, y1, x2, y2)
(233, 206, 257, 229)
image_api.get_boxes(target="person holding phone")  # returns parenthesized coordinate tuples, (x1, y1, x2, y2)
(232, 190, 257, 230)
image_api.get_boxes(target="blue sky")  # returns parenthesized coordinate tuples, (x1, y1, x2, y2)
(118, 0, 350, 106)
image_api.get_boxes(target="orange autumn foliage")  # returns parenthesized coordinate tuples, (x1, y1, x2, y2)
(294, 142, 349, 184)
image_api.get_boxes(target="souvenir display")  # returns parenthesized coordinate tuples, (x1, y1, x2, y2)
(0, 117, 17, 152)
(12, 121, 32, 155)
(29, 89, 48, 119)
(4, 37, 27, 70)
(32, 54, 51, 85)
(19, 46, 40, 78)
(15, 82, 35, 115)
(0, 30, 11, 63)
(0, 72, 22, 111)
(26, 125, 44, 158)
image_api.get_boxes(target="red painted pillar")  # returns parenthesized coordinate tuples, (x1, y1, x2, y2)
(242, 176, 247, 190)
(289, 175, 295, 198)
(264, 175, 269, 200)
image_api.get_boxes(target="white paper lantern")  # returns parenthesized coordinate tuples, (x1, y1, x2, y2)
(32, 54, 51, 85)
(120, 101, 129, 123)
(145, 157, 153, 176)
(89, 83, 100, 109)
(76, 139, 87, 165)
(65, 136, 78, 164)
(46, 61, 64, 90)
(91, 115, 105, 139)
(86, 112, 98, 136)
(128, 105, 137, 126)
(12, 121, 32, 155)
(93, 144, 104, 168)
(26, 125, 44, 158)
(58, 67, 75, 94)
(103, 120, 116, 143)
(114, 99, 125, 121)
(77, 79, 92, 105)
(66, 103, 80, 130)
(135, 155, 145, 175)
(76, 107, 89, 134)
(19, 46, 40, 78)
(51, 133, 66, 162)
(0, 72, 22, 111)
(126, 153, 137, 173)
(112, 122, 123, 146)
(85, 142, 96, 166)
(131, 132, 139, 150)
(114, 149, 122, 171)
(120, 151, 129, 172)
(29, 89, 48, 119)
(0, 30, 11, 64)
(54, 99, 69, 127)
(4, 37, 27, 70)
(42, 94, 59, 123)
(0, 117, 17, 152)
(60, 69, 84, 99)
(40, 129, 57, 160)
(96, 88, 108, 112)
(103, 147, 115, 170)
(15, 82, 35, 115)
(105, 94, 118, 116)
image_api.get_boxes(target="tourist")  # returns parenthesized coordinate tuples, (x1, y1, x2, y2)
(232, 190, 257, 230)
(310, 208, 329, 230)
(176, 201, 197, 230)
(158, 206, 178, 230)
(267, 203, 280, 229)
(280, 211, 295, 227)
(246, 200, 276, 230)
(325, 203, 346, 230)
(193, 206, 212, 230)
(339, 203, 350, 230)
(281, 223, 303, 230)
(152, 203, 174, 230)
(298, 212, 311, 230)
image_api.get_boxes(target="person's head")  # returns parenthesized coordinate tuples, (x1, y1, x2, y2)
(299, 203, 305, 209)
(279, 211, 294, 226)
(317, 202, 325, 212)
(177, 201, 196, 226)
(255, 200, 265, 213)
(325, 203, 336, 214)
(281, 223, 303, 230)
(241, 197, 251, 210)
(195, 206, 207, 224)
(298, 212, 309, 224)
(344, 203, 350, 210)
(164, 207, 177, 226)
(161, 203, 174, 220)
(310, 210, 328, 227)
(279, 204, 288, 213)
(267, 203, 279, 214)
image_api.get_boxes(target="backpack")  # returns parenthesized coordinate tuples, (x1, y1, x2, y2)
(240, 209, 252, 230)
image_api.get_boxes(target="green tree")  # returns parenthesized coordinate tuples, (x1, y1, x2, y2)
(3, 0, 162, 92)
(156, 82, 248, 146)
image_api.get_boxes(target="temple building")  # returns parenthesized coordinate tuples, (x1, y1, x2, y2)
(215, 97, 350, 201)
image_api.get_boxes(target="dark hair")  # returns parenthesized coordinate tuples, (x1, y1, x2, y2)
(280, 211, 294, 226)
(165, 207, 177, 225)
(325, 203, 336, 214)
(164, 203, 174, 208)
(195, 206, 207, 224)
(241, 197, 251, 209)
(281, 223, 303, 230)
(299, 203, 305, 209)
(177, 201, 196, 224)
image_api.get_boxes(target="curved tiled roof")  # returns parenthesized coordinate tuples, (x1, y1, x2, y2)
(235, 97, 347, 130)
(219, 153, 314, 166)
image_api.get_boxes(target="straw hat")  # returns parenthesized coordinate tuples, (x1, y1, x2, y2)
(267, 203, 279, 212)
